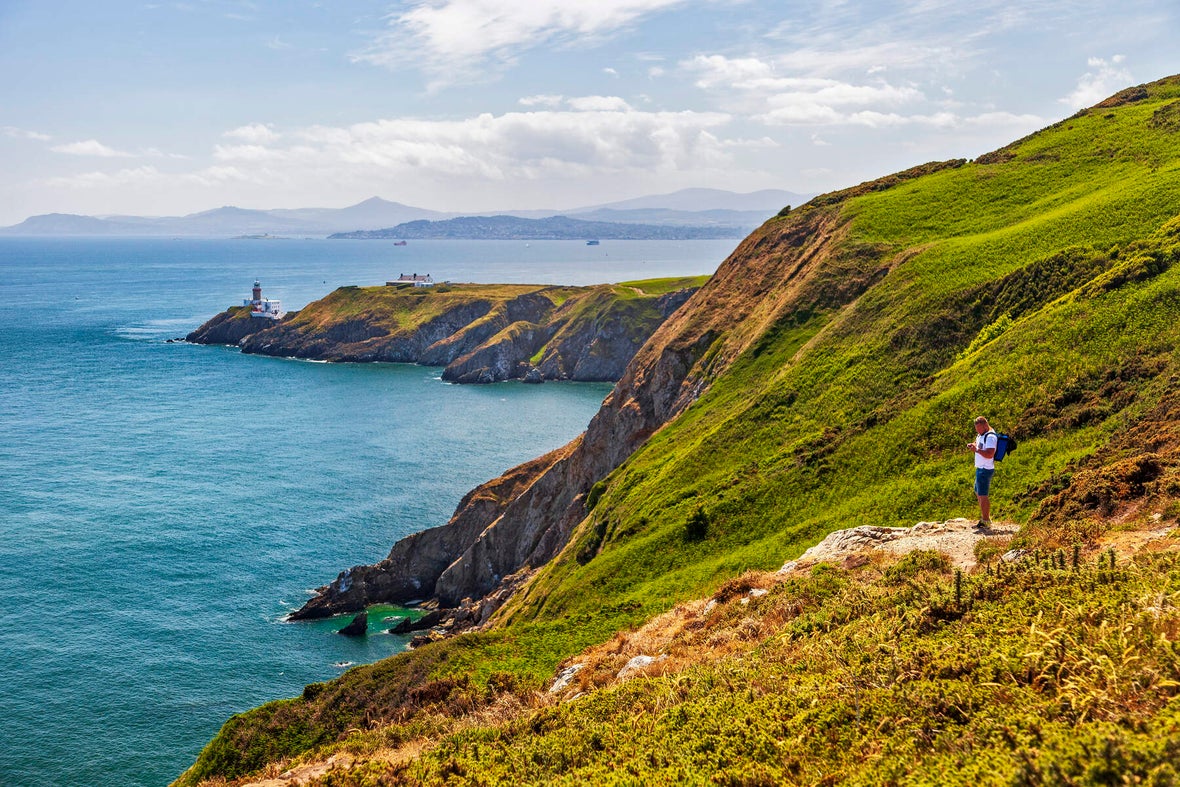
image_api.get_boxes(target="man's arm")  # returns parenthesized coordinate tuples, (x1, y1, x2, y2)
(969, 434, 998, 458)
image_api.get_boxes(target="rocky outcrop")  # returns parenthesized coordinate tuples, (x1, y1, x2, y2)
(184, 306, 287, 346)
(239, 297, 496, 362)
(442, 321, 550, 383)
(416, 292, 553, 367)
(777, 519, 1020, 573)
(289, 444, 574, 619)
(534, 286, 699, 382)
(189, 282, 699, 385)
(336, 612, 368, 636)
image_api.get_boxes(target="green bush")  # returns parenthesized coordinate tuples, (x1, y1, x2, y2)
(883, 550, 952, 583)
(684, 506, 710, 542)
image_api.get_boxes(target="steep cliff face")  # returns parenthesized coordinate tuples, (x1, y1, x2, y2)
(290, 202, 875, 615)
(288, 444, 573, 619)
(534, 288, 696, 382)
(441, 320, 549, 383)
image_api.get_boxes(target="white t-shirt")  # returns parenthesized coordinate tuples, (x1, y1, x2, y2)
(975, 431, 998, 470)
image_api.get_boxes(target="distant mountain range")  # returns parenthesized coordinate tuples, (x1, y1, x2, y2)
(329, 215, 750, 241)
(0, 189, 811, 239)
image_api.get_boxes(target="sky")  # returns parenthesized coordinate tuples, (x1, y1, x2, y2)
(0, 0, 1177, 225)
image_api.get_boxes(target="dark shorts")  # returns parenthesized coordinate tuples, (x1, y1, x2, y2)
(975, 467, 995, 497)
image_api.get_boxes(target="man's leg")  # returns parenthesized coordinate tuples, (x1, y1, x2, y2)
(974, 469, 994, 525)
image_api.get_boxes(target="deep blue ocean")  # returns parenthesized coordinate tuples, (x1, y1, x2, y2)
(0, 237, 733, 786)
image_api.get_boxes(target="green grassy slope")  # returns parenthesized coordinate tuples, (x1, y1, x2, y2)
(360, 553, 1180, 786)
(177, 77, 1180, 785)
(508, 78, 1180, 625)
(284, 283, 554, 331)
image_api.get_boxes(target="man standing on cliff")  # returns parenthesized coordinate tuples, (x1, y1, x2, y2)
(968, 416, 998, 528)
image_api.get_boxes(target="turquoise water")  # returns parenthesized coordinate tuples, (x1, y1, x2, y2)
(0, 238, 732, 786)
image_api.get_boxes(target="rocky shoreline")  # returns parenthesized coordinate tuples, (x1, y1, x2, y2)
(186, 281, 698, 385)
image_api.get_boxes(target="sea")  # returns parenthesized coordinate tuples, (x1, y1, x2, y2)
(0, 236, 735, 786)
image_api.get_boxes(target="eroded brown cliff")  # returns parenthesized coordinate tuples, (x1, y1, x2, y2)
(291, 195, 897, 618)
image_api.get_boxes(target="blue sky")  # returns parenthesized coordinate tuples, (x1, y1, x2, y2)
(1, 0, 1177, 224)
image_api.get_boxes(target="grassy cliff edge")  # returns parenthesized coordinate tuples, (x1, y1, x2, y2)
(177, 76, 1180, 786)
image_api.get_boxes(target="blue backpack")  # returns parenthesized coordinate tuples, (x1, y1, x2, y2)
(989, 430, 1017, 461)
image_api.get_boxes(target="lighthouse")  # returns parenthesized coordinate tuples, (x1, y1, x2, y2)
(242, 280, 285, 320)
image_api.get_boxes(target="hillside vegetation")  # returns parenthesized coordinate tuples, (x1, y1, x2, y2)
(177, 77, 1180, 785)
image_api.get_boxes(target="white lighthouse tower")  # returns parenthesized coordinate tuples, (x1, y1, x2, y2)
(243, 280, 285, 319)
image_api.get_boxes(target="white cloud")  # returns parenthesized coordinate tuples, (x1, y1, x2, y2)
(686, 54, 924, 125)
(223, 123, 280, 143)
(1060, 55, 1133, 110)
(142, 147, 191, 160)
(2, 126, 51, 141)
(50, 139, 135, 157)
(44, 163, 252, 191)
(567, 95, 632, 112)
(356, 0, 691, 80)
(208, 107, 738, 184)
(685, 54, 1043, 132)
(45, 166, 162, 188)
(603, 67, 619, 77)
(519, 94, 565, 107)
(180, 166, 253, 187)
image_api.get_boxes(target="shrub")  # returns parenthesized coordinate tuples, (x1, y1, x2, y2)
(577, 517, 609, 565)
(684, 506, 710, 542)
(883, 550, 952, 583)
(586, 480, 608, 511)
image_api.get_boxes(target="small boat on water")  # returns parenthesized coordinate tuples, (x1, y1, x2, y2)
(586, 239, 600, 246)
(393, 240, 408, 246)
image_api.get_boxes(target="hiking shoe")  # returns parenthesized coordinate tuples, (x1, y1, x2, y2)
(974, 520, 990, 530)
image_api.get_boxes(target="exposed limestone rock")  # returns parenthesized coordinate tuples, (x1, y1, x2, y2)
(777, 518, 1019, 573)
(421, 293, 553, 366)
(617, 654, 666, 680)
(549, 663, 584, 693)
(384, 609, 441, 635)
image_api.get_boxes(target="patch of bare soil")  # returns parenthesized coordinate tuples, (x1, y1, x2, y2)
(239, 741, 429, 787)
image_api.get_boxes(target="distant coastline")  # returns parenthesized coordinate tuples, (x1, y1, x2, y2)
(329, 214, 752, 241)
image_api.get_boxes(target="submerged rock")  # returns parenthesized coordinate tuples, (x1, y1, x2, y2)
(388, 609, 443, 634)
